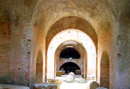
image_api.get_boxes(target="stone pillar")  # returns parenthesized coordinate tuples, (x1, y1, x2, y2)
(115, 14, 130, 89)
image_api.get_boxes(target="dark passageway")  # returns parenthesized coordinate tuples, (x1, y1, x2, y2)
(59, 62, 80, 74)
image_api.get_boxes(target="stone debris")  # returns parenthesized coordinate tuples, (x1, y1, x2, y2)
(56, 71, 65, 76)
(86, 80, 99, 89)
(66, 72, 75, 83)
(47, 79, 62, 89)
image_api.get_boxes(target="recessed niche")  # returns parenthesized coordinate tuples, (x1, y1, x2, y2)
(27, 52, 30, 54)
(28, 39, 31, 42)
(117, 53, 122, 57)
(18, 68, 21, 70)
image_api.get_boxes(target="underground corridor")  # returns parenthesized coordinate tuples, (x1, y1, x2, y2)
(46, 29, 98, 89)
(0, 1, 130, 89)
(34, 29, 110, 89)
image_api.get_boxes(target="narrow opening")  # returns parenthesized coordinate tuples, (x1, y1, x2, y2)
(59, 62, 81, 74)
(60, 47, 80, 59)
(100, 51, 109, 88)
(35, 50, 43, 83)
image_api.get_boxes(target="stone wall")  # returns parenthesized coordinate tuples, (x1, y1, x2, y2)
(115, 1, 130, 88)
(0, 21, 12, 84)
(0, 84, 29, 89)
(98, 30, 115, 89)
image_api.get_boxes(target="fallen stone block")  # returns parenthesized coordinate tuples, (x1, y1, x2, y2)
(86, 80, 99, 89)
(47, 79, 62, 89)
(66, 72, 75, 83)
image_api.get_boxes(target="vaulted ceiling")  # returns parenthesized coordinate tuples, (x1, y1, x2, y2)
(0, 0, 129, 36)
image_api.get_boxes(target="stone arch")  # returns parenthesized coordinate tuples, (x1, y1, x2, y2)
(35, 50, 43, 83)
(46, 16, 98, 50)
(47, 29, 96, 80)
(59, 62, 81, 74)
(55, 40, 87, 77)
(45, 16, 98, 81)
(100, 51, 109, 88)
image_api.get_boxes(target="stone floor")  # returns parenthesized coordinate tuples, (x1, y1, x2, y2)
(32, 75, 105, 89)
(55, 74, 103, 89)
(56, 74, 82, 80)
(60, 81, 88, 89)
(56, 75, 89, 89)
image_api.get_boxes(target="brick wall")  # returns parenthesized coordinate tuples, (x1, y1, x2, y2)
(0, 22, 13, 83)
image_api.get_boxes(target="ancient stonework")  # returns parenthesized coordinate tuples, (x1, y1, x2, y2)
(0, 0, 130, 89)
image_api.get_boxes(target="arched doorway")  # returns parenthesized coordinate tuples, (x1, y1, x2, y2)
(47, 29, 96, 79)
(35, 50, 43, 83)
(100, 51, 109, 88)
(60, 62, 81, 74)
(55, 40, 86, 78)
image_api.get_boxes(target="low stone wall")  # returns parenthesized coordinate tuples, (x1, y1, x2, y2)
(0, 84, 30, 89)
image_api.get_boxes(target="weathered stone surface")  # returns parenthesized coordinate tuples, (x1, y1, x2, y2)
(0, 84, 29, 89)
(96, 87, 108, 89)
(47, 79, 62, 89)
(0, 22, 11, 84)
(33, 83, 57, 89)
(86, 81, 99, 89)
